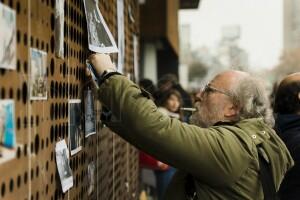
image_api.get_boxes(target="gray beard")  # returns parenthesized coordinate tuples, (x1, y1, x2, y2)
(189, 104, 223, 128)
(189, 112, 210, 128)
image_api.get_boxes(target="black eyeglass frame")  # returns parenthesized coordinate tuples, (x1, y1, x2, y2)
(202, 84, 232, 97)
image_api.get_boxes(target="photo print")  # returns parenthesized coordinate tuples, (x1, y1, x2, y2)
(55, 140, 73, 193)
(55, 0, 64, 58)
(117, 0, 125, 73)
(0, 100, 16, 164)
(83, 0, 118, 53)
(133, 34, 139, 83)
(87, 161, 96, 195)
(30, 48, 48, 100)
(69, 99, 82, 155)
(0, 2, 16, 70)
(84, 89, 96, 137)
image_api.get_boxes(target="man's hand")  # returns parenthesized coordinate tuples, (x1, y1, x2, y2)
(88, 53, 116, 76)
(157, 161, 169, 170)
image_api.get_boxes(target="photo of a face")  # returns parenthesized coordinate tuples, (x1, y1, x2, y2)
(83, 0, 118, 53)
(0, 100, 16, 164)
(69, 99, 82, 155)
(0, 2, 16, 70)
(55, 140, 73, 193)
(30, 48, 48, 100)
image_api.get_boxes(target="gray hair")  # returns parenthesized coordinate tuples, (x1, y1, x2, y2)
(230, 75, 274, 126)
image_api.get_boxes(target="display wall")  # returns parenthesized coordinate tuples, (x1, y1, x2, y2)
(0, 0, 140, 199)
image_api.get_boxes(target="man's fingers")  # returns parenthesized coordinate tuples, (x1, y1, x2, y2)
(85, 67, 98, 89)
(85, 68, 92, 77)
(88, 53, 97, 60)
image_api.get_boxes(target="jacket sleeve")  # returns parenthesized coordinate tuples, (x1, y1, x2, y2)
(98, 75, 251, 186)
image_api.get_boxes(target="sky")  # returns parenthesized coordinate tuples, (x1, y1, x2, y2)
(179, 0, 283, 71)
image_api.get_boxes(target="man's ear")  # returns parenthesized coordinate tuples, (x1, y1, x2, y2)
(224, 103, 239, 118)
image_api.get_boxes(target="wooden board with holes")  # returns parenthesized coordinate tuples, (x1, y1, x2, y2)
(0, 0, 140, 199)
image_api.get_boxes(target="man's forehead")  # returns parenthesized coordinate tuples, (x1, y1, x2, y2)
(210, 70, 248, 88)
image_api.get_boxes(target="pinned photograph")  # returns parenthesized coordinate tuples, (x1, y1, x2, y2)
(0, 2, 16, 70)
(87, 161, 96, 195)
(55, 140, 73, 193)
(117, 0, 125, 73)
(30, 48, 47, 100)
(133, 34, 139, 83)
(84, 89, 96, 137)
(83, 0, 118, 53)
(69, 99, 82, 155)
(0, 100, 16, 164)
(55, 0, 64, 58)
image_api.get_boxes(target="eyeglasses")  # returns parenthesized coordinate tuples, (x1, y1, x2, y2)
(202, 84, 232, 97)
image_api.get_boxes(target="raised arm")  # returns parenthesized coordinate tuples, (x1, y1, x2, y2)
(97, 74, 250, 186)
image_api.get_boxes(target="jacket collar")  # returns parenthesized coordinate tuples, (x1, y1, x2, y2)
(214, 121, 236, 126)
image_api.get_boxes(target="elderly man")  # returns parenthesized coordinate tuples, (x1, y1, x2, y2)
(87, 54, 293, 200)
(274, 73, 300, 200)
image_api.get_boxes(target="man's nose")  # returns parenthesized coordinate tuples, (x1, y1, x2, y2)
(195, 91, 203, 102)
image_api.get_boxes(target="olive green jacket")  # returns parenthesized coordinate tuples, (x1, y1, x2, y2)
(98, 75, 294, 200)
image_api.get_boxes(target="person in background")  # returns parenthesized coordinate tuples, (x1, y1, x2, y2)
(153, 88, 182, 200)
(155, 89, 182, 120)
(87, 54, 293, 200)
(138, 78, 158, 200)
(157, 74, 192, 122)
(274, 72, 300, 200)
(140, 79, 182, 200)
(139, 79, 156, 96)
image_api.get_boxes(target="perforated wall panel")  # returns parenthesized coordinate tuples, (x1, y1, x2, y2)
(0, 0, 140, 199)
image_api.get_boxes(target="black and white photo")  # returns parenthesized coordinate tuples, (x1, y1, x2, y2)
(55, 0, 64, 58)
(84, 89, 96, 137)
(133, 34, 139, 83)
(83, 0, 118, 53)
(117, 0, 125, 73)
(69, 99, 82, 155)
(30, 48, 47, 100)
(0, 2, 16, 70)
(55, 140, 73, 193)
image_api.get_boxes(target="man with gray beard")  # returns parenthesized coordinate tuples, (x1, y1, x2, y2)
(87, 53, 293, 200)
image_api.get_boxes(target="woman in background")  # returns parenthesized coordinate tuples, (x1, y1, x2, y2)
(152, 89, 182, 200)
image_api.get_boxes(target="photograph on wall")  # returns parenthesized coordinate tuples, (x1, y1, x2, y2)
(87, 161, 96, 195)
(55, 0, 64, 58)
(84, 89, 96, 137)
(69, 99, 82, 155)
(0, 2, 16, 70)
(133, 34, 139, 83)
(83, 0, 118, 53)
(30, 48, 47, 100)
(117, 0, 125, 73)
(55, 139, 73, 193)
(0, 100, 16, 164)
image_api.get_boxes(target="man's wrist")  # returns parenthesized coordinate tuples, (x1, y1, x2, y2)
(101, 68, 117, 77)
(97, 68, 121, 86)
